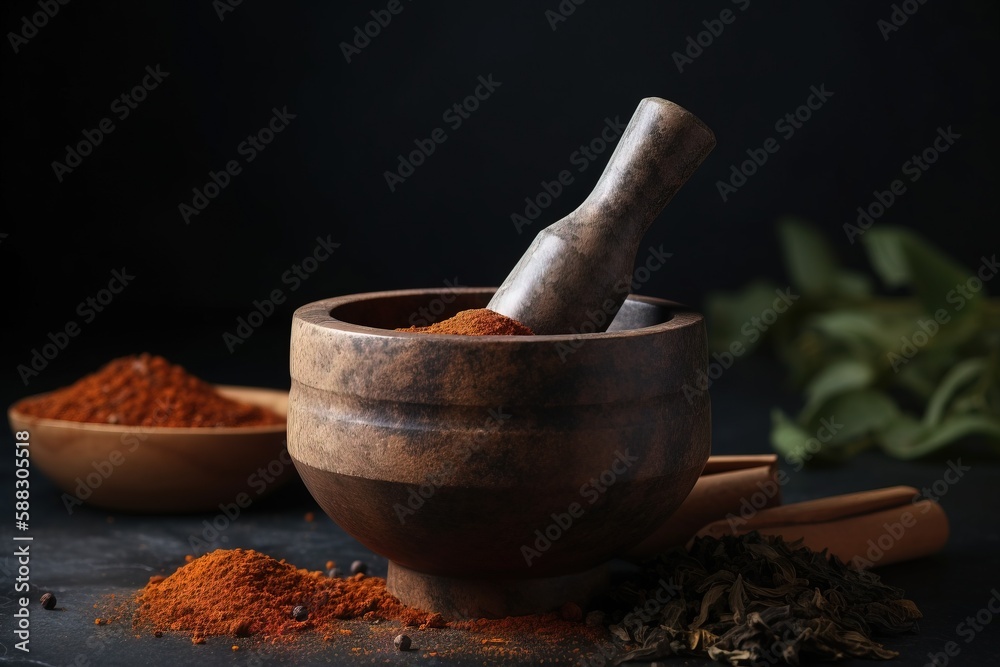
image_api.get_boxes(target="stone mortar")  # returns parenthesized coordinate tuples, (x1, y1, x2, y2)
(289, 287, 710, 619)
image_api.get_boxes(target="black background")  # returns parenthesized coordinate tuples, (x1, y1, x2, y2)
(2, 0, 997, 398)
(1, 2, 998, 665)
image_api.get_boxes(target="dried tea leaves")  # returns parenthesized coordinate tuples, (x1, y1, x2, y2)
(606, 532, 921, 665)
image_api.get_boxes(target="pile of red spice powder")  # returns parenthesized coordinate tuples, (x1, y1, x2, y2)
(397, 308, 534, 335)
(15, 354, 284, 427)
(113, 549, 606, 654)
(128, 549, 443, 643)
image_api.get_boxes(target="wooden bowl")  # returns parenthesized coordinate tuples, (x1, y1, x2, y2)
(8, 386, 291, 513)
(290, 288, 710, 618)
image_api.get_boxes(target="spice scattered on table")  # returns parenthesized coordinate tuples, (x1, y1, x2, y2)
(96, 535, 918, 664)
(15, 353, 285, 427)
(451, 611, 606, 660)
(39, 593, 56, 610)
(559, 602, 583, 622)
(125, 549, 442, 642)
(397, 308, 534, 335)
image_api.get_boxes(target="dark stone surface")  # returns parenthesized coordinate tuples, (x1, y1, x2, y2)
(2, 356, 998, 666)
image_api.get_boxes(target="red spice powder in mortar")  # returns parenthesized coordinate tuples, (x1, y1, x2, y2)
(397, 308, 534, 335)
(15, 354, 284, 427)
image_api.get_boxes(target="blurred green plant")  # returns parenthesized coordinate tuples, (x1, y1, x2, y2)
(706, 219, 1000, 462)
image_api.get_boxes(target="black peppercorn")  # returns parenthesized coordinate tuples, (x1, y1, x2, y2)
(350, 560, 368, 575)
(292, 605, 309, 621)
(394, 634, 411, 651)
(327, 567, 342, 578)
(40, 593, 56, 610)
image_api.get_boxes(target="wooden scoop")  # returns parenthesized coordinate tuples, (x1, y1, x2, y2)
(488, 98, 716, 334)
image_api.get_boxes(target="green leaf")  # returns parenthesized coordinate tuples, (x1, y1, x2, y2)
(832, 270, 873, 299)
(879, 415, 928, 457)
(777, 218, 839, 297)
(801, 359, 874, 422)
(894, 362, 939, 402)
(807, 311, 901, 353)
(882, 414, 1000, 459)
(861, 228, 910, 288)
(770, 410, 814, 462)
(804, 389, 900, 448)
(711, 217, 1000, 463)
(705, 281, 781, 354)
(923, 357, 988, 427)
(862, 227, 983, 318)
(771, 390, 894, 464)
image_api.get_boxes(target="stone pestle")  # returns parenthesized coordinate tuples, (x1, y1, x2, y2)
(487, 98, 716, 335)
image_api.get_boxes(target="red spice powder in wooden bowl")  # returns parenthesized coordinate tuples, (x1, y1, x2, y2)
(15, 354, 284, 427)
